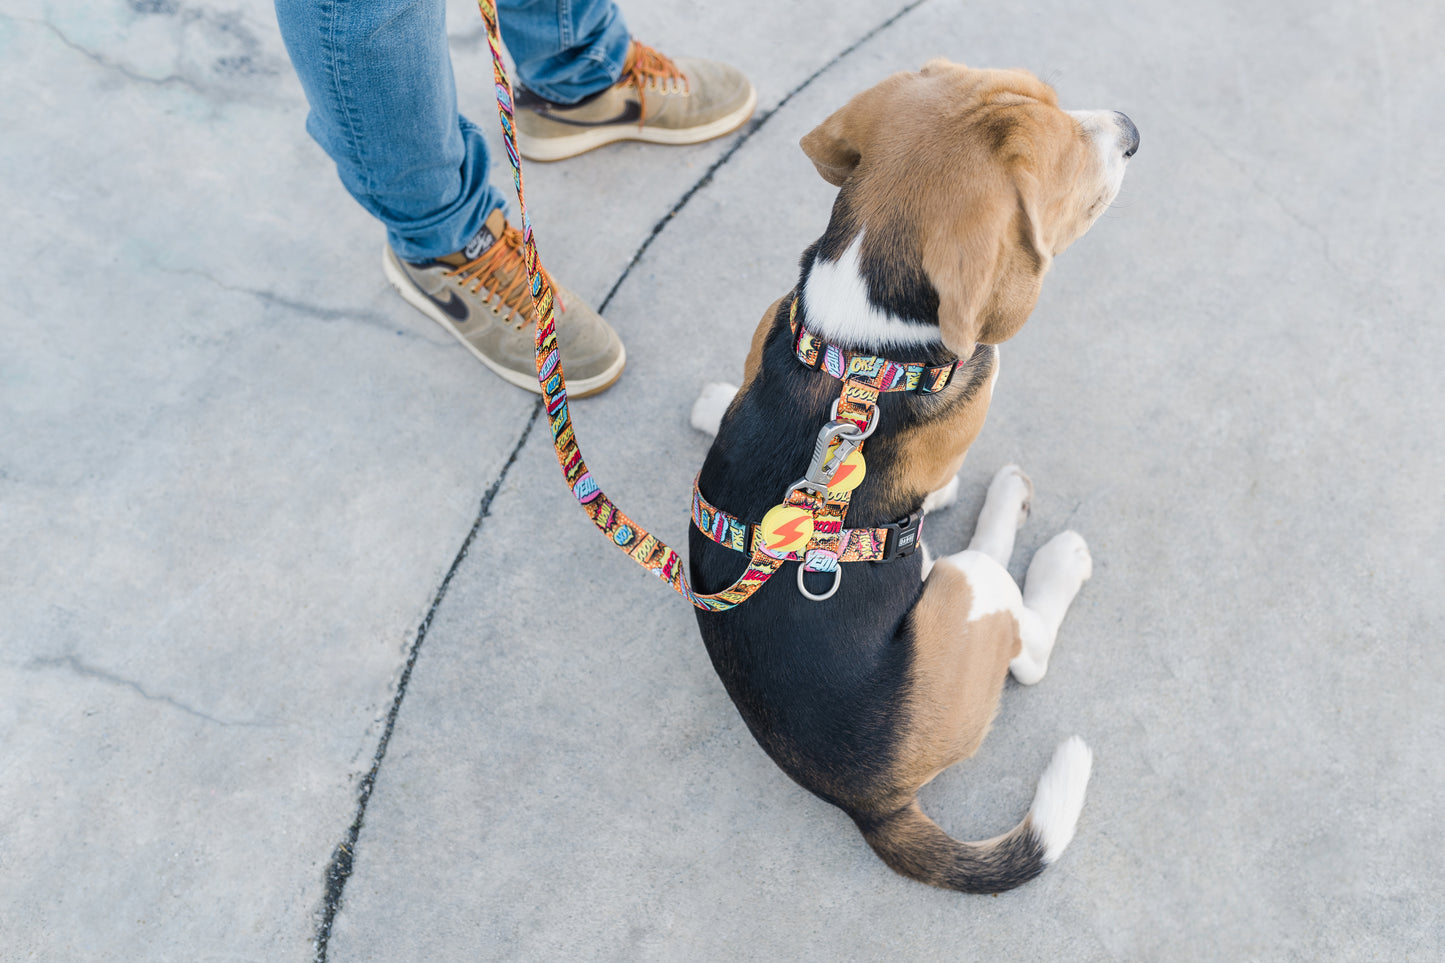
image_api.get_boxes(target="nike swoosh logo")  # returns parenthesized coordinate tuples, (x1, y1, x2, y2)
(536, 100, 643, 128)
(425, 288, 469, 322)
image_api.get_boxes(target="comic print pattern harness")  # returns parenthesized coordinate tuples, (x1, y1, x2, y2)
(690, 296, 959, 600)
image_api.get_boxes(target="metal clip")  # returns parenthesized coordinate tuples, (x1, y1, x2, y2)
(786, 420, 863, 501)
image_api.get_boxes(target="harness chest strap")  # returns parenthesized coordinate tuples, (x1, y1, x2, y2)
(804, 376, 876, 576)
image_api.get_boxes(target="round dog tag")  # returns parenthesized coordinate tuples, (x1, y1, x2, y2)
(759, 503, 814, 555)
(827, 448, 867, 493)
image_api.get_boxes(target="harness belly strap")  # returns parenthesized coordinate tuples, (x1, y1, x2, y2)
(692, 479, 924, 563)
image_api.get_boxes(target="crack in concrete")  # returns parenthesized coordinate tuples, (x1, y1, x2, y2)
(240, 288, 414, 339)
(21, 16, 203, 92)
(310, 402, 542, 962)
(25, 654, 280, 728)
(152, 264, 430, 341)
(16, 5, 283, 103)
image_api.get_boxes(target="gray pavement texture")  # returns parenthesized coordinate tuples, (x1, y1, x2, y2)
(3, 0, 1443, 958)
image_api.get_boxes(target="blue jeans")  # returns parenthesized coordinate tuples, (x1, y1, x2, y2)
(274, 0, 631, 260)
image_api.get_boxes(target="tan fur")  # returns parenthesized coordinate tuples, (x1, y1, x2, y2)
(740, 296, 783, 389)
(888, 560, 1023, 801)
(887, 352, 999, 505)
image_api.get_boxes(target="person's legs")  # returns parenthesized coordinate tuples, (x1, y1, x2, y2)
(274, 0, 502, 261)
(274, 0, 753, 242)
(272, 0, 751, 393)
(505, 3, 757, 163)
(499, 0, 633, 104)
(273, 0, 627, 395)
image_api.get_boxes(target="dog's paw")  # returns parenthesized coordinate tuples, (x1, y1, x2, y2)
(988, 464, 1034, 530)
(1032, 529, 1093, 585)
(1021, 530, 1093, 630)
(690, 382, 738, 437)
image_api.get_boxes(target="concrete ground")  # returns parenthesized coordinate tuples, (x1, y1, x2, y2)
(3, 0, 1442, 958)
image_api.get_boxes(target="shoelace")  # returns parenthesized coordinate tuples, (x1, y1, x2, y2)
(445, 224, 561, 330)
(622, 40, 688, 125)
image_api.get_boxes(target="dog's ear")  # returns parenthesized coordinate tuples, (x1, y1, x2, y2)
(800, 68, 926, 186)
(801, 62, 967, 186)
(924, 168, 1052, 354)
(979, 169, 1051, 344)
(800, 100, 867, 186)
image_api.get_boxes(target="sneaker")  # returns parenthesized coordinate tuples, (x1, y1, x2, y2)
(383, 208, 625, 397)
(515, 40, 757, 162)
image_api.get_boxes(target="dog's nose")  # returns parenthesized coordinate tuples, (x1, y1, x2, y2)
(1114, 111, 1139, 159)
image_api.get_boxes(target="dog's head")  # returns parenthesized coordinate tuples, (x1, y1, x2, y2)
(800, 60, 1137, 355)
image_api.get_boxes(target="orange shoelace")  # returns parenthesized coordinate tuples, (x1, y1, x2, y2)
(444, 224, 561, 330)
(622, 40, 687, 124)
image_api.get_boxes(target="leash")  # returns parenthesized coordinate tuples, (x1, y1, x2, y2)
(475, 0, 955, 608)
(477, 0, 787, 611)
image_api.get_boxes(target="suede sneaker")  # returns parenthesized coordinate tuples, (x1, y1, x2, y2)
(383, 209, 625, 397)
(515, 40, 757, 162)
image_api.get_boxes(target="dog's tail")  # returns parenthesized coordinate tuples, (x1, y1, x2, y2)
(853, 737, 1093, 894)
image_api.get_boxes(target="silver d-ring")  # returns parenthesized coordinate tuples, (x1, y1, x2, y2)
(828, 399, 879, 439)
(797, 563, 842, 602)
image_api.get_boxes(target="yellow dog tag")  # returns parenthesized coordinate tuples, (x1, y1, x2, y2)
(759, 503, 814, 555)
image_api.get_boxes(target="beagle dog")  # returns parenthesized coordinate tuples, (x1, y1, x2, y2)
(687, 60, 1137, 893)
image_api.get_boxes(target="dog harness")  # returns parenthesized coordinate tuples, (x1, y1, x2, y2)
(690, 297, 960, 600)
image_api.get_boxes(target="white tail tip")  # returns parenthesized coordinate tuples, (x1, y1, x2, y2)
(1029, 735, 1093, 864)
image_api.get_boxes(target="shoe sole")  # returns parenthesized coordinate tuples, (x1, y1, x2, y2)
(382, 247, 626, 399)
(517, 84, 758, 162)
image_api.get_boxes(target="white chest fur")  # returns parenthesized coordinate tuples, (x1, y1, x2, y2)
(802, 233, 942, 349)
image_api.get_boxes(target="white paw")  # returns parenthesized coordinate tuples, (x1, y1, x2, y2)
(1032, 529, 1093, 584)
(921, 475, 960, 514)
(690, 382, 738, 437)
(1009, 652, 1047, 686)
(987, 464, 1034, 530)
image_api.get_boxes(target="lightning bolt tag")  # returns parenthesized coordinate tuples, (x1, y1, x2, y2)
(758, 504, 814, 555)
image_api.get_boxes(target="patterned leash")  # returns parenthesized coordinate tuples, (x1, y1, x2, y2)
(476, 0, 786, 611)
